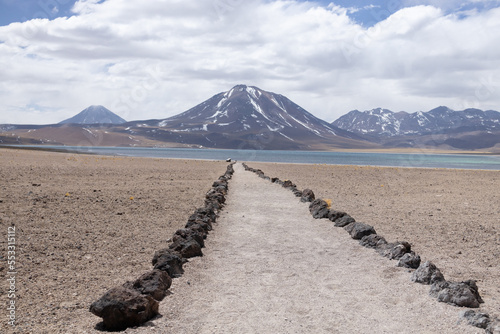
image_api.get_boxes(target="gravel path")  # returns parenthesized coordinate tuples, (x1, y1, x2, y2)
(146, 163, 479, 333)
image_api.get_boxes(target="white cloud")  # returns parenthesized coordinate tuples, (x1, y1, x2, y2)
(72, 0, 103, 15)
(403, 0, 500, 10)
(0, 0, 499, 124)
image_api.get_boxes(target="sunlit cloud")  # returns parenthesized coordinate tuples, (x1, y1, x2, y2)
(0, 0, 499, 124)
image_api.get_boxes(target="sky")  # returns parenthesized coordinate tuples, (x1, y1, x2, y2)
(1, 0, 500, 124)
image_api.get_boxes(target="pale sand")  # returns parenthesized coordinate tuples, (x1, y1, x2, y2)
(248, 161, 500, 322)
(0, 149, 497, 333)
(150, 164, 480, 333)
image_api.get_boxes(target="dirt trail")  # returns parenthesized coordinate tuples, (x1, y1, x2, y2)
(145, 163, 479, 333)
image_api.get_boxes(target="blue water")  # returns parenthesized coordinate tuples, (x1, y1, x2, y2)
(11, 145, 500, 170)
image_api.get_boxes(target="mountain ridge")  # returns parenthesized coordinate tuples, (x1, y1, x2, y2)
(331, 106, 500, 150)
(2, 86, 500, 151)
(332, 106, 500, 137)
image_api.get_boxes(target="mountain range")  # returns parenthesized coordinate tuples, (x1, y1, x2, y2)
(1, 85, 499, 152)
(333, 107, 500, 150)
(333, 107, 500, 136)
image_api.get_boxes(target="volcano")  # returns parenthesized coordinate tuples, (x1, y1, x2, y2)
(128, 84, 371, 150)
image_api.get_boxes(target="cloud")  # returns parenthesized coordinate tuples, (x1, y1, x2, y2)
(72, 0, 104, 15)
(403, 0, 500, 10)
(0, 0, 499, 124)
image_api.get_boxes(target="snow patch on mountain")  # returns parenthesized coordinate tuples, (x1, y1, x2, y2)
(144, 84, 360, 148)
(333, 107, 500, 136)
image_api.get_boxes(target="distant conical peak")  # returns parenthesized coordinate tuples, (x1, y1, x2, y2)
(59, 105, 126, 125)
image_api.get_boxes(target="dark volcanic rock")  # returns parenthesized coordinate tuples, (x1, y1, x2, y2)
(300, 189, 315, 202)
(411, 261, 445, 285)
(212, 179, 228, 190)
(430, 280, 484, 308)
(205, 199, 223, 211)
(334, 214, 356, 227)
(327, 210, 346, 222)
(461, 310, 491, 329)
(359, 234, 387, 249)
(123, 270, 172, 301)
(169, 236, 203, 258)
(174, 228, 205, 247)
(397, 252, 421, 269)
(90, 286, 158, 331)
(193, 206, 217, 221)
(182, 222, 208, 239)
(187, 206, 216, 230)
(205, 190, 225, 205)
(309, 199, 330, 219)
(344, 222, 376, 240)
(293, 189, 303, 197)
(282, 180, 296, 189)
(379, 241, 412, 260)
(213, 185, 228, 195)
(152, 249, 185, 278)
(185, 219, 212, 233)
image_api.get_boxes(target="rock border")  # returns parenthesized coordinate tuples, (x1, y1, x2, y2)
(89, 163, 235, 331)
(242, 163, 498, 333)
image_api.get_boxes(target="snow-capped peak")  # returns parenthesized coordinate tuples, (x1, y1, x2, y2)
(332, 106, 500, 136)
(156, 84, 351, 143)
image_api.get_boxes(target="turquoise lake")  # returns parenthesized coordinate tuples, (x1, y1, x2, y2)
(14, 145, 500, 170)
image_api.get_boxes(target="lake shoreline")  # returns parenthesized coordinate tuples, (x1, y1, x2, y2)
(1, 145, 499, 170)
(2, 143, 499, 155)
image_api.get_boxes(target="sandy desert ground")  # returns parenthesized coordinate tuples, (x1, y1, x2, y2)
(0, 149, 227, 333)
(0, 148, 498, 333)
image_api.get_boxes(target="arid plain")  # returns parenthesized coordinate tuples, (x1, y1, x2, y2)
(0, 149, 226, 333)
(0, 148, 498, 333)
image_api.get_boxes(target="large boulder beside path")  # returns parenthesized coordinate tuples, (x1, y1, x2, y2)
(89, 286, 159, 331)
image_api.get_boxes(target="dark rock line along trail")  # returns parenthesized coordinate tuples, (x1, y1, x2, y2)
(89, 164, 235, 331)
(159, 163, 481, 334)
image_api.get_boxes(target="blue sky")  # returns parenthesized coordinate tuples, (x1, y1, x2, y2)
(3, 0, 498, 26)
(0, 0, 75, 25)
(1, 0, 500, 124)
